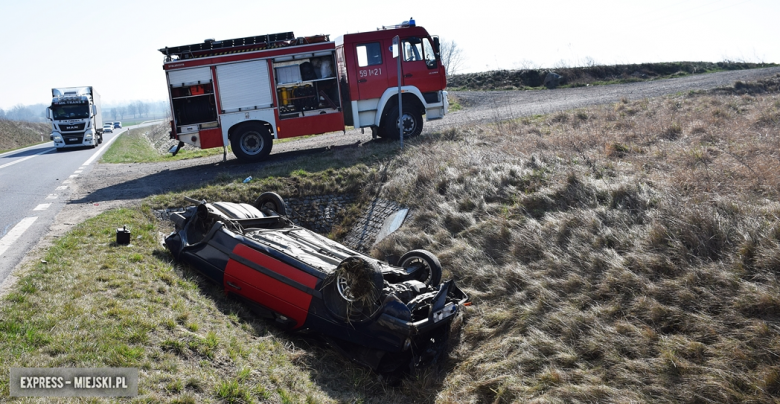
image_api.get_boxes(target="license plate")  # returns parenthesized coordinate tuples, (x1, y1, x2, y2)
(67, 138, 78, 142)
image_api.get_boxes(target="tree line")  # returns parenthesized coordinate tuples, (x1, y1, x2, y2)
(0, 101, 169, 122)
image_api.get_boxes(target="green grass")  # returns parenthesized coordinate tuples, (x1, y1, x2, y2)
(100, 128, 226, 163)
(0, 206, 340, 402)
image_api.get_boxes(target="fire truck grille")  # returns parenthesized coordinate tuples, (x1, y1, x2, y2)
(64, 135, 84, 144)
(59, 123, 86, 132)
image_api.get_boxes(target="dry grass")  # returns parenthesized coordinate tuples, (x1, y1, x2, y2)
(3, 75, 780, 402)
(0, 119, 49, 152)
(371, 75, 780, 402)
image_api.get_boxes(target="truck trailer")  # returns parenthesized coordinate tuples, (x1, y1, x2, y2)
(47, 86, 103, 150)
(159, 19, 448, 162)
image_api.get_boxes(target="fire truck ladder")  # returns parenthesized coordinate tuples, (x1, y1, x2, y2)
(159, 32, 296, 61)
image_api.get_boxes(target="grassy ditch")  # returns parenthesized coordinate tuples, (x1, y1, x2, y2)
(101, 125, 362, 165)
(0, 206, 349, 403)
(369, 75, 780, 402)
(3, 75, 780, 402)
(101, 127, 226, 164)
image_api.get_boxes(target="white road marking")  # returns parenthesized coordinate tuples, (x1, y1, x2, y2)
(56, 186, 67, 190)
(63, 180, 72, 184)
(79, 166, 86, 170)
(74, 170, 83, 174)
(0, 217, 38, 257)
(46, 194, 58, 199)
(0, 149, 51, 170)
(69, 174, 78, 178)
(33, 204, 51, 211)
(82, 131, 122, 166)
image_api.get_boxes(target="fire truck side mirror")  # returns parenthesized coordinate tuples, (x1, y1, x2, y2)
(433, 37, 440, 55)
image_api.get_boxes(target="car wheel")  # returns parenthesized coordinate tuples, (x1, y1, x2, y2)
(253, 192, 286, 215)
(380, 105, 423, 139)
(399, 249, 442, 287)
(230, 123, 273, 163)
(323, 256, 384, 323)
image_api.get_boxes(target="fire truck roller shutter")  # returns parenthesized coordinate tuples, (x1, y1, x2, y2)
(169, 67, 212, 88)
(217, 60, 274, 113)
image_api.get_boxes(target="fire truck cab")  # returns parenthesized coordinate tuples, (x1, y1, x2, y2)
(159, 19, 448, 163)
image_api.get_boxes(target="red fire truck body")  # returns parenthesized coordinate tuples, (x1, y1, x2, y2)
(159, 21, 448, 162)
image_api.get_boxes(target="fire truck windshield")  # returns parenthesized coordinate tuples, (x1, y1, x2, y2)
(51, 104, 90, 120)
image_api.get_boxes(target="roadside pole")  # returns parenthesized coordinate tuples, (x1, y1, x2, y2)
(393, 35, 403, 149)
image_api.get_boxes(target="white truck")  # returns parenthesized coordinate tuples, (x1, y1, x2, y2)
(47, 86, 103, 150)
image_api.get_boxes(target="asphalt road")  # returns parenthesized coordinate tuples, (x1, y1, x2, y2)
(0, 127, 128, 286)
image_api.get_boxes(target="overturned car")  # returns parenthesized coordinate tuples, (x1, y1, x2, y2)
(164, 193, 468, 371)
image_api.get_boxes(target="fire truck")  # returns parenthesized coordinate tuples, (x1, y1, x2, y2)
(159, 19, 448, 162)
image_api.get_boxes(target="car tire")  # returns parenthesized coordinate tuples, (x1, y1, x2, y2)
(399, 249, 442, 287)
(380, 105, 423, 139)
(230, 123, 273, 163)
(323, 256, 384, 323)
(253, 192, 286, 215)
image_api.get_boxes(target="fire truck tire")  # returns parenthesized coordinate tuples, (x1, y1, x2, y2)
(380, 106, 423, 139)
(231, 123, 273, 162)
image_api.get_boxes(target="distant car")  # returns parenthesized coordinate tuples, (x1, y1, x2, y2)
(113, 121, 122, 129)
(103, 124, 113, 133)
(165, 193, 469, 372)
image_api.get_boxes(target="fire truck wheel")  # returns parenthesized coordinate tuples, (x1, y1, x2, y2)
(381, 106, 423, 139)
(231, 123, 273, 162)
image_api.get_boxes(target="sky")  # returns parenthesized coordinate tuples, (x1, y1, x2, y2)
(0, 0, 777, 110)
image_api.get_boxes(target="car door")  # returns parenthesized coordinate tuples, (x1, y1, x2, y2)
(223, 244, 318, 329)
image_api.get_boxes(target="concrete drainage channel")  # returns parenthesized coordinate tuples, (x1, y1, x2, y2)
(155, 194, 409, 253)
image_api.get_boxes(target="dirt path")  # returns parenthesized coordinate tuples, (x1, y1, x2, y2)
(8, 66, 780, 291)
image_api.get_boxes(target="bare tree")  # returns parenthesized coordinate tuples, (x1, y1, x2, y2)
(439, 39, 465, 77)
(127, 103, 138, 118)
